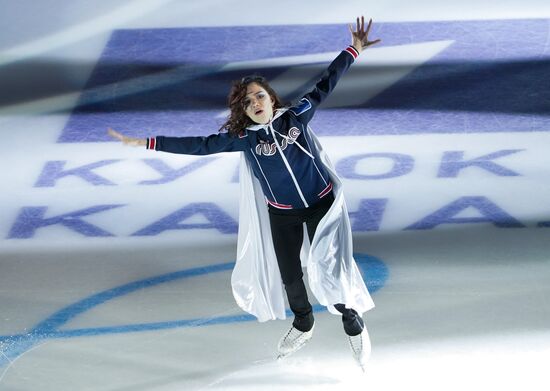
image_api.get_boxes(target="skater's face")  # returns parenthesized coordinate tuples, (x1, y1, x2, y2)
(243, 83, 275, 124)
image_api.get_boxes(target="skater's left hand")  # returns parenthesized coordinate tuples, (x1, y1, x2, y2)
(349, 16, 381, 54)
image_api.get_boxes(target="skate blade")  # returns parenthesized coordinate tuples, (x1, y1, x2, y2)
(276, 341, 309, 360)
(356, 362, 367, 373)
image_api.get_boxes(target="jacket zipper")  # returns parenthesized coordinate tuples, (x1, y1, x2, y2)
(268, 123, 309, 208)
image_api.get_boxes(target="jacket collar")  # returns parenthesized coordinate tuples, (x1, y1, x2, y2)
(246, 108, 288, 131)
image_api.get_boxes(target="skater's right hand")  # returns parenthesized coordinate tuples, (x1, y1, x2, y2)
(108, 128, 147, 147)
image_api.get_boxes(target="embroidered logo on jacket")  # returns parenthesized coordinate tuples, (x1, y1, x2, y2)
(255, 127, 301, 156)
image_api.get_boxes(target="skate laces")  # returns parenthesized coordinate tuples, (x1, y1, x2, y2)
(349, 333, 363, 355)
(285, 327, 308, 343)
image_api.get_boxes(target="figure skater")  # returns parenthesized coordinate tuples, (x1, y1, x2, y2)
(109, 16, 381, 371)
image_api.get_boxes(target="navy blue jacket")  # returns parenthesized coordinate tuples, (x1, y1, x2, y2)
(147, 46, 360, 209)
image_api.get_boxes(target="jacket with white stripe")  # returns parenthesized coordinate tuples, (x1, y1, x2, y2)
(147, 46, 360, 209)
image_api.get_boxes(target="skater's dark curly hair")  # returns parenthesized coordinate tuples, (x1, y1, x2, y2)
(219, 75, 284, 137)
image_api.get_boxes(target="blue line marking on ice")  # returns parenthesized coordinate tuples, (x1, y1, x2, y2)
(0, 254, 388, 366)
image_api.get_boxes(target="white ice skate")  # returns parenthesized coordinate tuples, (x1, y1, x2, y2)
(347, 328, 371, 372)
(277, 323, 314, 359)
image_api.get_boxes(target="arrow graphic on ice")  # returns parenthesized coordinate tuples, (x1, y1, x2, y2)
(217, 40, 455, 116)
(0, 40, 453, 116)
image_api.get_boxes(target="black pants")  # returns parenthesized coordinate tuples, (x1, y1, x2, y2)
(268, 193, 364, 336)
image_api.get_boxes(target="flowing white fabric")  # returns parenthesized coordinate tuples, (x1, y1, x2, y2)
(231, 126, 375, 322)
(231, 150, 286, 321)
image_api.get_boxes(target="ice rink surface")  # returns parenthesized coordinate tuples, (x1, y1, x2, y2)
(1, 1, 550, 390)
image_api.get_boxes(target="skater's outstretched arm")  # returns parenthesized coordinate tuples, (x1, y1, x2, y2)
(289, 15, 380, 123)
(107, 127, 248, 155)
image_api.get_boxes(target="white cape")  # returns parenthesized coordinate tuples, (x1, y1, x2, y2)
(231, 129, 375, 322)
